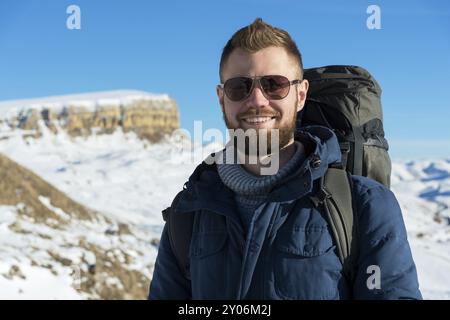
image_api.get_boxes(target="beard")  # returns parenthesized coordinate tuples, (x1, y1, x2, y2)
(222, 100, 298, 157)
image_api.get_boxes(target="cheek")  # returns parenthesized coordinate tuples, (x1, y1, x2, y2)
(223, 101, 240, 119)
(277, 101, 297, 122)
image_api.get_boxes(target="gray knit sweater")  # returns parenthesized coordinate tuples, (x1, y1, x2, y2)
(217, 142, 305, 231)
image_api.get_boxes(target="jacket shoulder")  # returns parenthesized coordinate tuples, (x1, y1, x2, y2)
(348, 177, 421, 299)
(350, 175, 397, 207)
(350, 175, 388, 194)
(349, 174, 407, 237)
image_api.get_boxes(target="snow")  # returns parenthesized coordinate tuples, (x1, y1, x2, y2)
(0, 205, 83, 299)
(0, 199, 158, 299)
(0, 124, 222, 228)
(0, 90, 171, 118)
(38, 196, 71, 221)
(0, 124, 449, 299)
(0, 264, 82, 300)
(409, 238, 450, 299)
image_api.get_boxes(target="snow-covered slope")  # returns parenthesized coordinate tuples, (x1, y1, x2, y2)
(0, 123, 449, 299)
(0, 123, 221, 299)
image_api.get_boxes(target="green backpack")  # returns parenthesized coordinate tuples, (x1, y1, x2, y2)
(302, 65, 391, 187)
(162, 65, 391, 287)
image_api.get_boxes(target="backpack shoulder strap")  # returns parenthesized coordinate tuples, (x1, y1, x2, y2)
(311, 166, 359, 284)
(161, 161, 216, 280)
(162, 189, 194, 280)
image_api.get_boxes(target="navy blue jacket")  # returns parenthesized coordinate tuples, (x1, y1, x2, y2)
(149, 126, 422, 300)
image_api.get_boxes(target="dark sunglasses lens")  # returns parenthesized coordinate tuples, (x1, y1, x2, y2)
(260, 75, 290, 99)
(224, 77, 253, 101)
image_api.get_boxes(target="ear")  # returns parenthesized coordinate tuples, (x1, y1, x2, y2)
(296, 79, 309, 112)
(216, 85, 225, 113)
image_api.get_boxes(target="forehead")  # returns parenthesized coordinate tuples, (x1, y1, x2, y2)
(222, 46, 298, 79)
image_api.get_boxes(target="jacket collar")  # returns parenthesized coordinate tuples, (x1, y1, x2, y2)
(175, 162, 241, 224)
(176, 125, 341, 218)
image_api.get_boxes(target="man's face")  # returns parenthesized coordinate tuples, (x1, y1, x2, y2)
(217, 46, 309, 155)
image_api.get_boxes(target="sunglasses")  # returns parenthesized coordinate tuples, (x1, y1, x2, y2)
(219, 75, 302, 102)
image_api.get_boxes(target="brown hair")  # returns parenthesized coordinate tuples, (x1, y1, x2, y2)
(219, 18, 303, 82)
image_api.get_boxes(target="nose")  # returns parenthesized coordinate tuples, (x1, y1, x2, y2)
(244, 79, 270, 110)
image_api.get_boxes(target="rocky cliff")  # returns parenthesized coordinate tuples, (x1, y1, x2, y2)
(0, 90, 179, 142)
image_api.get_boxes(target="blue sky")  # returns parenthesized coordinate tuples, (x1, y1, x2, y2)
(1, 0, 449, 159)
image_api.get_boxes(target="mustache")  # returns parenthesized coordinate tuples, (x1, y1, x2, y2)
(238, 109, 281, 119)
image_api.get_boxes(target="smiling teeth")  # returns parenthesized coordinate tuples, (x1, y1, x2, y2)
(244, 117, 272, 123)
